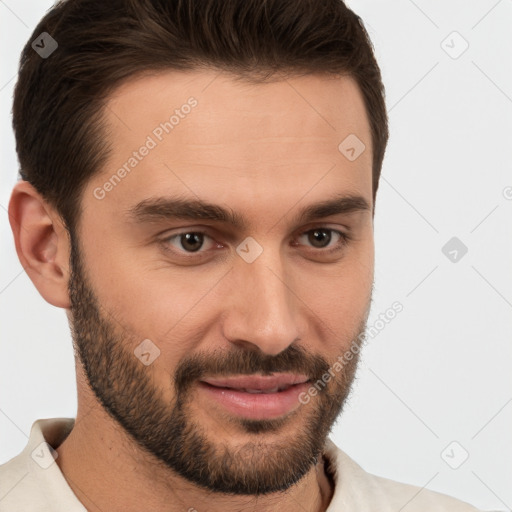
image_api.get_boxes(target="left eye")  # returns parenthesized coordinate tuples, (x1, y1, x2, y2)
(296, 228, 347, 250)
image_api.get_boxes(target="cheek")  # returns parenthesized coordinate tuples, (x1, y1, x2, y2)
(302, 237, 373, 297)
(84, 243, 224, 352)
(302, 271, 371, 323)
(295, 246, 373, 345)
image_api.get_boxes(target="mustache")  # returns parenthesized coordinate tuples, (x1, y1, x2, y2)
(174, 344, 331, 395)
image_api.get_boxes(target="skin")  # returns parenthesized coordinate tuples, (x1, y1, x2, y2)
(9, 69, 375, 512)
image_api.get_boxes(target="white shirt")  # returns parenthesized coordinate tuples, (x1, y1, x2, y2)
(0, 418, 484, 511)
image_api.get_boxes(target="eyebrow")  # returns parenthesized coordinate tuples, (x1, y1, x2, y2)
(128, 193, 371, 230)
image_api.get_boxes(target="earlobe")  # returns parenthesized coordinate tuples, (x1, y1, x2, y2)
(8, 180, 71, 309)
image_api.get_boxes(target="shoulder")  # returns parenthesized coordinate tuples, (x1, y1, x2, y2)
(324, 438, 484, 511)
(0, 438, 41, 511)
(0, 418, 83, 512)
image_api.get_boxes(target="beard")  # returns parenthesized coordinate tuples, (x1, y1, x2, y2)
(67, 232, 368, 496)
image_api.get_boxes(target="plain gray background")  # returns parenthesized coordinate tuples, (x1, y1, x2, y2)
(1, 1, 511, 510)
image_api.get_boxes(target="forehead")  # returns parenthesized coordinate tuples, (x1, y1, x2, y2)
(87, 69, 373, 223)
(105, 69, 371, 148)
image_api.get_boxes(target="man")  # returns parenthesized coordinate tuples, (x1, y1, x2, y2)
(1, 0, 484, 510)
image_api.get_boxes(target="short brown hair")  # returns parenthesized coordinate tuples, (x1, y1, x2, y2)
(13, 0, 388, 234)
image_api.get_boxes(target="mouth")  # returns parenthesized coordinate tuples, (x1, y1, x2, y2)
(221, 386, 292, 394)
(198, 374, 311, 419)
(200, 373, 310, 393)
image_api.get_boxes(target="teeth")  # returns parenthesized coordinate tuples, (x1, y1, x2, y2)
(242, 387, 279, 394)
(216, 384, 298, 393)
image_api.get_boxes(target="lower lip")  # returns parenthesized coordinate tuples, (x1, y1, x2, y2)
(198, 381, 310, 420)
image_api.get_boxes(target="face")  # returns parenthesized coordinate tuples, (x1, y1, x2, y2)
(68, 69, 374, 495)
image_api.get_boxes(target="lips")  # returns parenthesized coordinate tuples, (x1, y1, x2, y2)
(198, 374, 312, 419)
(201, 373, 310, 394)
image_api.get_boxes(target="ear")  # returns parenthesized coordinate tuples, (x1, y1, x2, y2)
(8, 180, 71, 308)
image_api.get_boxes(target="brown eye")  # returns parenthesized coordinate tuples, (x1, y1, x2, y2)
(297, 228, 348, 252)
(161, 231, 216, 255)
(307, 229, 332, 248)
(178, 232, 204, 252)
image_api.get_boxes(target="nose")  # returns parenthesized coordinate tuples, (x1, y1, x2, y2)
(221, 249, 302, 356)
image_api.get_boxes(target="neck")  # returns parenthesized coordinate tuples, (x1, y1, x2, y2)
(55, 392, 334, 512)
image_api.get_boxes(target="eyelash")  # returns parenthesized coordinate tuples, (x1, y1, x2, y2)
(159, 227, 350, 259)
